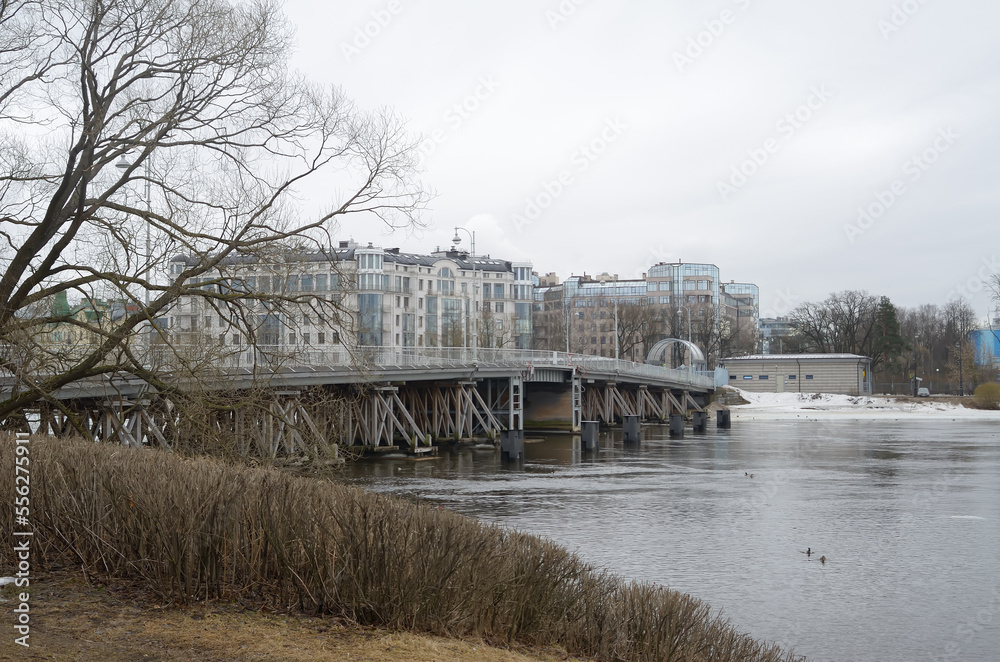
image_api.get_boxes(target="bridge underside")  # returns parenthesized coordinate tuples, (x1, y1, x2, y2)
(0, 356, 713, 456)
(1, 376, 529, 456)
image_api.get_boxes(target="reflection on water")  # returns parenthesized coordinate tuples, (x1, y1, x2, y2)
(342, 420, 1000, 662)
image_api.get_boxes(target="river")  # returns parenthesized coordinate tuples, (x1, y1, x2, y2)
(341, 418, 1000, 662)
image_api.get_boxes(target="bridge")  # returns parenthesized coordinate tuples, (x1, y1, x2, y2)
(1, 346, 718, 460)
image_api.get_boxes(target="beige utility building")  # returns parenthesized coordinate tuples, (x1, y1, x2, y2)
(718, 354, 873, 395)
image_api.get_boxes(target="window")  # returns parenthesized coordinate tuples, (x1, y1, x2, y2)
(805, 375, 814, 380)
(788, 375, 797, 380)
(730, 375, 737, 380)
(331, 331, 340, 343)
(301, 274, 313, 291)
(418, 297, 423, 309)
(591, 336, 597, 344)
(495, 302, 504, 313)
(316, 274, 327, 290)
(404, 297, 409, 308)
(231, 333, 239, 344)
(759, 375, 769, 380)
(288, 333, 296, 344)
(318, 332, 325, 344)
(419, 279, 424, 290)
(600, 337, 606, 344)
(303, 333, 310, 344)
(743, 375, 753, 380)
(494, 284, 504, 299)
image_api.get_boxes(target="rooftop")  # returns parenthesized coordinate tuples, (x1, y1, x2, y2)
(721, 354, 872, 362)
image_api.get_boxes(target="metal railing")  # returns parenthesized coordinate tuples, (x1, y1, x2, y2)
(1, 344, 716, 393)
(194, 346, 715, 389)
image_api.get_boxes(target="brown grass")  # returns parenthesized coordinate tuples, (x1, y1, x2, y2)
(0, 434, 804, 662)
(0, 567, 580, 661)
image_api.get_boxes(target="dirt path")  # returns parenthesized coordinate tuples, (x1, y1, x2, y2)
(1, 567, 582, 661)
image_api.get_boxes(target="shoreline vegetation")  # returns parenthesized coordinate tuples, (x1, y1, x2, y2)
(1, 434, 803, 662)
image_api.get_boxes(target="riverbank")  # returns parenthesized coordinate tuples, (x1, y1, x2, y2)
(0, 435, 802, 662)
(727, 388, 1000, 420)
(0, 567, 578, 661)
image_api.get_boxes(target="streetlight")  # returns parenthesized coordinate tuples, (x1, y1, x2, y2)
(613, 295, 619, 360)
(956, 341, 964, 397)
(677, 306, 691, 342)
(452, 227, 477, 357)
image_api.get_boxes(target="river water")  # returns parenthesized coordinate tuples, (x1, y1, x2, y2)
(341, 419, 1000, 662)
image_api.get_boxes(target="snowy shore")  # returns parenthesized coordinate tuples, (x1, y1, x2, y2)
(727, 389, 1000, 420)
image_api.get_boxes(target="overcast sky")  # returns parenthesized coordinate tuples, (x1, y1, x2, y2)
(281, 0, 1000, 319)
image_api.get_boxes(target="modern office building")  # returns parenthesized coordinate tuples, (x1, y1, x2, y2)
(532, 261, 759, 365)
(971, 319, 1000, 368)
(759, 317, 800, 354)
(169, 240, 533, 352)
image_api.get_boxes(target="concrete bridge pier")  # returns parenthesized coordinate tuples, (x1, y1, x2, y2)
(623, 414, 641, 443)
(522, 373, 581, 432)
(581, 420, 599, 451)
(500, 429, 524, 462)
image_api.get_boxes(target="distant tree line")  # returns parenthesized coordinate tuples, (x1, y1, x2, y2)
(784, 291, 989, 394)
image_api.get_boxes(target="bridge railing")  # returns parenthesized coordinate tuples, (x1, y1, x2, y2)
(123, 345, 715, 389)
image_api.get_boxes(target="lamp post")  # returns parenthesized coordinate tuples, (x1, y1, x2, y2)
(613, 295, 619, 360)
(956, 341, 964, 397)
(677, 306, 691, 342)
(452, 227, 477, 358)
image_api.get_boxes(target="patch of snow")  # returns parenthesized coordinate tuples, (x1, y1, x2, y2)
(728, 389, 1000, 420)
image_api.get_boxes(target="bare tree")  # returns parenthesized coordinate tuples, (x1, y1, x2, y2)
(0, 0, 425, 421)
(614, 302, 666, 361)
(789, 291, 879, 361)
(477, 304, 515, 349)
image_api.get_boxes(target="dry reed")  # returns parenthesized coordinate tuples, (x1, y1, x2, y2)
(0, 434, 804, 662)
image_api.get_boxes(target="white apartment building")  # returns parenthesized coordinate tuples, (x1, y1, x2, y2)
(167, 240, 533, 352)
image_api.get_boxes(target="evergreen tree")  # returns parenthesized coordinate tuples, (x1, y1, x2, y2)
(873, 296, 907, 372)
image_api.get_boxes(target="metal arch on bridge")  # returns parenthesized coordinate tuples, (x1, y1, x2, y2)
(645, 338, 708, 371)
(1, 348, 716, 455)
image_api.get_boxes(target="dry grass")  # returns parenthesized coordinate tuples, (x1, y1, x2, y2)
(0, 434, 804, 662)
(0, 567, 579, 661)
